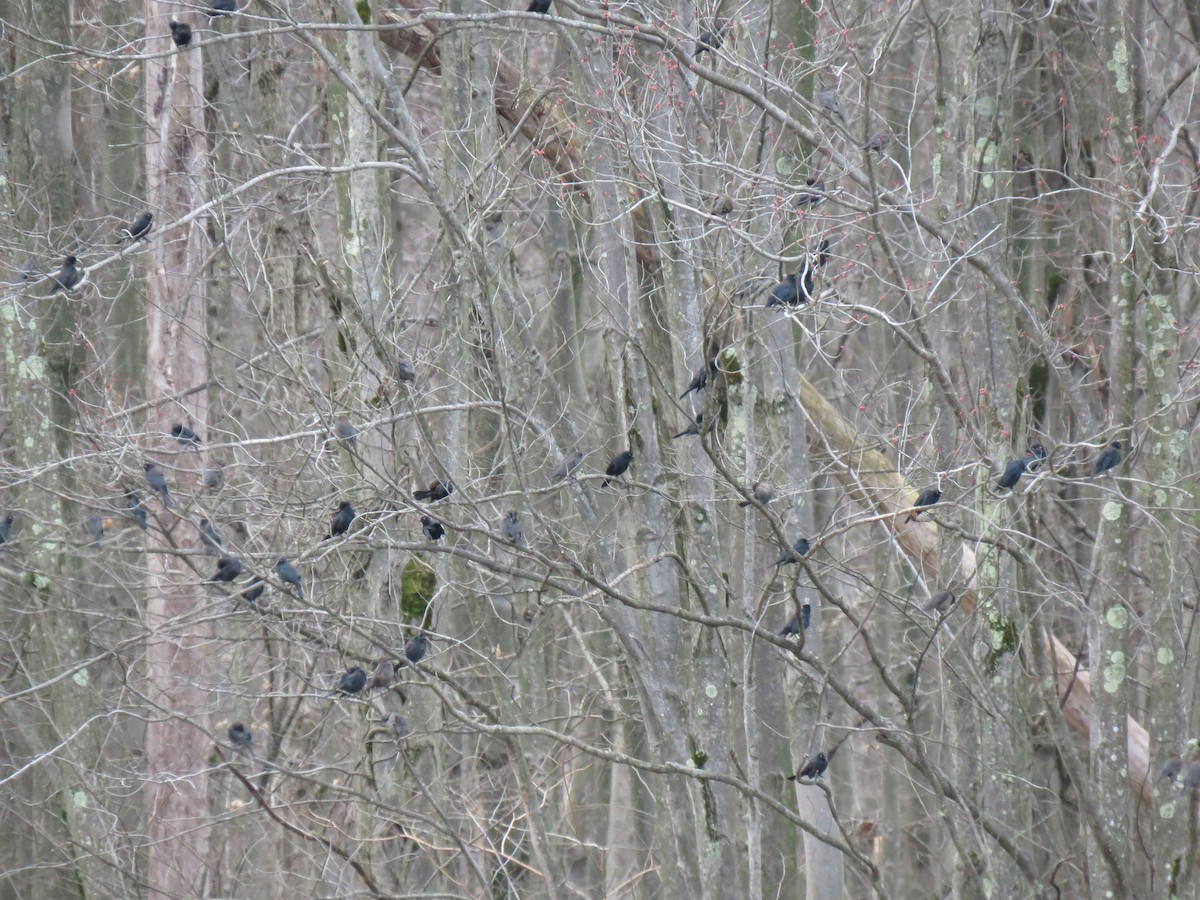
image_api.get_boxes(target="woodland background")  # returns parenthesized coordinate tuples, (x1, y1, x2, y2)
(0, 0, 1198, 896)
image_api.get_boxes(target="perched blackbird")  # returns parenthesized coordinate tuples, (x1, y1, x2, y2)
(1092, 441, 1123, 478)
(552, 449, 585, 482)
(396, 359, 416, 382)
(778, 604, 812, 636)
(995, 457, 1028, 490)
(144, 462, 171, 506)
(171, 423, 201, 447)
(863, 131, 891, 153)
(414, 480, 452, 502)
(926, 589, 956, 613)
(84, 514, 105, 548)
(202, 463, 225, 493)
(421, 515, 445, 542)
(738, 481, 775, 508)
(680, 358, 718, 398)
(241, 577, 265, 605)
(169, 21, 192, 47)
(327, 500, 355, 539)
(789, 752, 828, 781)
(816, 89, 840, 116)
(502, 510, 524, 545)
(402, 634, 428, 666)
(198, 518, 222, 550)
(334, 416, 357, 451)
(207, 0, 236, 16)
(49, 256, 80, 294)
(794, 177, 826, 209)
(275, 559, 303, 598)
(125, 492, 148, 530)
(383, 713, 411, 740)
(672, 413, 703, 439)
(905, 487, 941, 523)
(693, 19, 728, 57)
(0, 514, 13, 545)
(765, 270, 814, 308)
(1157, 752, 1183, 785)
(774, 538, 812, 567)
(332, 666, 367, 696)
(370, 656, 395, 689)
(527, 0, 551, 12)
(602, 450, 634, 487)
(121, 212, 153, 241)
(228, 722, 252, 751)
(210, 555, 242, 583)
(1026, 443, 1048, 470)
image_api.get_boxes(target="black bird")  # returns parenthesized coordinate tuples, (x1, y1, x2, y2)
(995, 457, 1028, 490)
(527, 0, 551, 13)
(863, 131, 891, 154)
(202, 463, 225, 493)
(1092, 441, 1123, 479)
(602, 450, 634, 487)
(1157, 753, 1183, 785)
(210, 555, 242, 583)
(738, 481, 775, 508)
(144, 462, 171, 506)
(0, 514, 13, 545)
(49, 256, 80, 294)
(402, 634, 428, 666)
(789, 751, 828, 781)
(84, 514, 105, 548)
(794, 177, 826, 209)
(169, 21, 192, 46)
(121, 212, 153, 241)
(672, 413, 703, 439)
(170, 423, 202, 447)
(334, 416, 357, 451)
(421, 515, 445, 542)
(926, 589, 956, 613)
(275, 559, 303, 598)
(396, 359, 416, 383)
(332, 666, 367, 696)
(774, 538, 812, 567)
(327, 500, 355, 539)
(765, 270, 815, 308)
(198, 518, 222, 550)
(709, 194, 735, 217)
(414, 479, 452, 502)
(1026, 443, 1048, 471)
(502, 510, 524, 545)
(125, 492, 148, 531)
(552, 449, 585, 482)
(778, 604, 812, 636)
(905, 487, 941, 523)
(693, 19, 728, 57)
(383, 713, 411, 740)
(812, 238, 832, 269)
(228, 722, 252, 752)
(680, 358, 718, 399)
(241, 577, 265, 605)
(207, 0, 236, 15)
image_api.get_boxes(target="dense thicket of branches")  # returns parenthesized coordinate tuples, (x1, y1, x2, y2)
(1, 0, 1199, 896)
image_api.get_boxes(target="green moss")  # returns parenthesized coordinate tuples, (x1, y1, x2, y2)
(984, 612, 1019, 675)
(355, 0, 370, 24)
(400, 558, 436, 624)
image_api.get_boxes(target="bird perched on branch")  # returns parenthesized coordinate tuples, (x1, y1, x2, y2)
(49, 256, 80, 294)
(125, 492, 148, 531)
(816, 89, 841, 117)
(331, 667, 367, 696)
(693, 19, 729, 57)
(502, 510, 524, 545)
(1092, 441, 1123, 478)
(414, 480, 452, 502)
(527, 0, 551, 13)
(738, 481, 775, 508)
(766, 244, 826, 308)
(926, 589, 956, 613)
(198, 518, 222, 551)
(207, 0, 236, 16)
(228, 722, 252, 753)
(202, 463, 225, 494)
(275, 559, 303, 598)
(121, 212, 153, 241)
(84, 515, 105, 548)
(672, 413, 703, 439)
(170, 423, 201, 447)
(709, 194, 734, 218)
(370, 656, 395, 689)
(421, 515, 445, 542)
(862, 131, 891, 154)
(680, 358, 718, 398)
(241, 578, 264, 605)
(788, 751, 828, 781)
(395, 359, 416, 383)
(401, 633, 429, 666)
(552, 449, 585, 482)
(169, 21, 192, 46)
(210, 555, 242, 583)
(905, 486, 941, 523)
(602, 450, 634, 487)
(0, 514, 13, 546)
(995, 456, 1028, 491)
(334, 416, 357, 451)
(327, 500, 355, 539)
(774, 538, 812, 567)
(794, 177, 826, 209)
(778, 604, 811, 636)
(144, 462, 171, 507)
